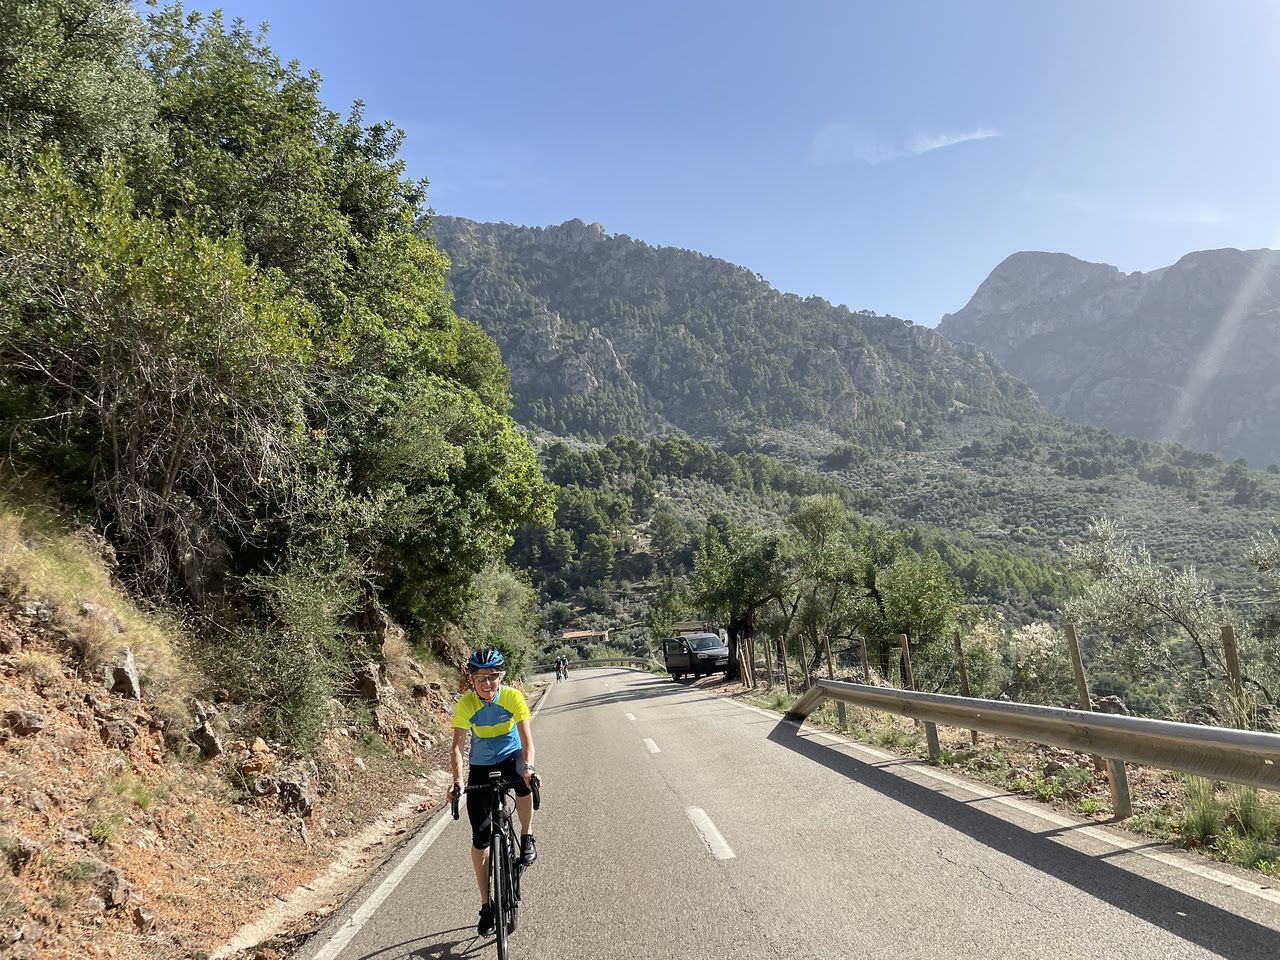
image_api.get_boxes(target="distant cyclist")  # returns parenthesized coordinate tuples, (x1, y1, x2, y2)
(446, 647, 539, 936)
(554, 659, 565, 682)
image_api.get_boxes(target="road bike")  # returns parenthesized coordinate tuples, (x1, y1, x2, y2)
(452, 772, 541, 960)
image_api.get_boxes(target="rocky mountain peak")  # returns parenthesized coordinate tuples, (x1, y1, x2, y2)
(940, 252, 1123, 345)
(937, 246, 1280, 466)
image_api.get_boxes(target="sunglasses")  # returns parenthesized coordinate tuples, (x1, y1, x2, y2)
(472, 671, 504, 683)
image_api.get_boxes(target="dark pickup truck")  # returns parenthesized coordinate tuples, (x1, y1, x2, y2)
(663, 632, 730, 681)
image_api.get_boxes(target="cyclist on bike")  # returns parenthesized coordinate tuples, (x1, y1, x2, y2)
(446, 647, 539, 937)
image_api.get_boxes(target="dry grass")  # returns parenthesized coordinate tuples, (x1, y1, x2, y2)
(16, 650, 64, 691)
(0, 467, 199, 725)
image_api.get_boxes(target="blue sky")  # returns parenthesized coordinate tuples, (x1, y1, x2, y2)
(206, 1, 1280, 326)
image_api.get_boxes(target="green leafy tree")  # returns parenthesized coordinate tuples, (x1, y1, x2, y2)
(649, 505, 691, 571)
(0, 0, 158, 167)
(787, 495, 861, 685)
(0, 157, 314, 593)
(879, 548, 965, 686)
(459, 562, 540, 678)
(693, 523, 786, 682)
(1064, 518, 1276, 716)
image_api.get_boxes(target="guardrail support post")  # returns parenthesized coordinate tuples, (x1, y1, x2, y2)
(954, 630, 978, 747)
(924, 722, 941, 762)
(1106, 759, 1132, 819)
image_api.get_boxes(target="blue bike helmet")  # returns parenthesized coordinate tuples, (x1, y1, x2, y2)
(467, 647, 505, 672)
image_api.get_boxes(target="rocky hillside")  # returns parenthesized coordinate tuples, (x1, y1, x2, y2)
(937, 249, 1280, 467)
(0, 498, 463, 959)
(429, 217, 1047, 442)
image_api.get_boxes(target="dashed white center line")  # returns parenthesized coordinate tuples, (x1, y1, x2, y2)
(643, 738, 661, 753)
(625, 713, 636, 722)
(686, 808, 735, 860)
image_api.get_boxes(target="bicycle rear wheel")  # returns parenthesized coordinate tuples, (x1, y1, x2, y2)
(491, 832, 509, 960)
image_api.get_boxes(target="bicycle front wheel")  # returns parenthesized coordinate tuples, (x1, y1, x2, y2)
(491, 832, 509, 960)
(506, 826, 520, 934)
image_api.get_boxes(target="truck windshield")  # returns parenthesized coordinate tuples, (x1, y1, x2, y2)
(687, 636, 723, 651)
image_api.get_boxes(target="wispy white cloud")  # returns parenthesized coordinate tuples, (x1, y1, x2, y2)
(906, 127, 1001, 156)
(809, 122, 1001, 166)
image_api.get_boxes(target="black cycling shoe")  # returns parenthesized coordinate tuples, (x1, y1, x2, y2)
(520, 834, 537, 866)
(477, 902, 495, 936)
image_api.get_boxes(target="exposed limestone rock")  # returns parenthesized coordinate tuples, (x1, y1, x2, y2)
(75, 857, 131, 910)
(352, 660, 390, 703)
(277, 777, 315, 818)
(133, 904, 157, 932)
(105, 648, 142, 700)
(188, 722, 222, 758)
(939, 247, 1280, 465)
(98, 717, 139, 748)
(1, 711, 47, 736)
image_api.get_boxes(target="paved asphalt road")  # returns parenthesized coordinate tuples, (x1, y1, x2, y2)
(294, 668, 1280, 960)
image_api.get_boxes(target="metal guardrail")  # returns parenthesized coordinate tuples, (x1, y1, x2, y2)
(786, 679, 1280, 817)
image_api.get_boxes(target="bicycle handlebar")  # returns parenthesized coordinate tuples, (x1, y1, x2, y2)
(451, 775, 541, 820)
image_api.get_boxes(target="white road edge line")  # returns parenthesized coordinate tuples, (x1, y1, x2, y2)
(531, 684, 550, 719)
(309, 811, 452, 960)
(721, 695, 1280, 906)
(686, 807, 736, 860)
(643, 738, 661, 754)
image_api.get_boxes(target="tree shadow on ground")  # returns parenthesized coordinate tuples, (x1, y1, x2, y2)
(768, 718, 1279, 960)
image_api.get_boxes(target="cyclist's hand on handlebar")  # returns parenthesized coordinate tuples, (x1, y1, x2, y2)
(448, 782, 463, 819)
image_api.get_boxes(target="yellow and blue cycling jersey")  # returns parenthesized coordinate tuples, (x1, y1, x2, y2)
(451, 685, 530, 766)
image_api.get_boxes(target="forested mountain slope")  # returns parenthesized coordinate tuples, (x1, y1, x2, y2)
(431, 218, 1280, 597)
(430, 216, 1046, 442)
(937, 248, 1280, 467)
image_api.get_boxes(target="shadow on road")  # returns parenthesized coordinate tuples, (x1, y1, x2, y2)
(768, 718, 1277, 960)
(351, 924, 489, 960)
(537, 670, 738, 718)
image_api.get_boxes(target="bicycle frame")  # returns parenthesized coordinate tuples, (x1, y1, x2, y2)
(452, 772, 541, 960)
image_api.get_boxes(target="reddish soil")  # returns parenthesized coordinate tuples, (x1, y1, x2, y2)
(0, 609, 459, 960)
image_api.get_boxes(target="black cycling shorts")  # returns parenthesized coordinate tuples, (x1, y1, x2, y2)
(466, 753, 531, 850)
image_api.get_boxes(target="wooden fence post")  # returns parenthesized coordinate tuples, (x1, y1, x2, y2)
(859, 634, 871, 685)
(953, 629, 978, 747)
(1064, 623, 1105, 775)
(900, 633, 940, 761)
(780, 635, 792, 695)
(1221, 624, 1247, 728)
(823, 634, 846, 729)
(899, 633, 916, 690)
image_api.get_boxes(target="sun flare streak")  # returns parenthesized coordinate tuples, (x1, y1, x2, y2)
(1159, 246, 1280, 452)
